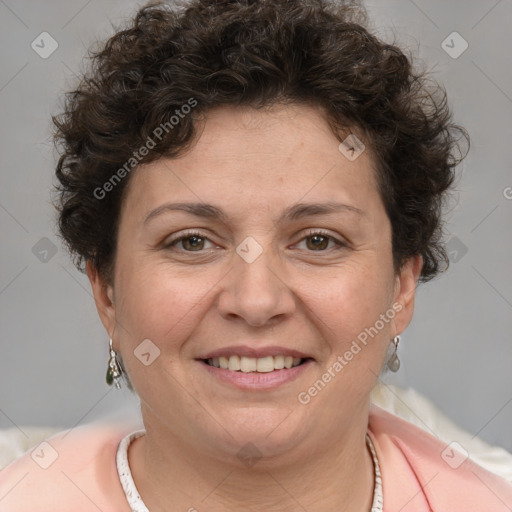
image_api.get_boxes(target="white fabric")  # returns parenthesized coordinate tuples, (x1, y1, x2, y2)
(116, 430, 148, 512)
(2, 383, 511, 484)
(370, 383, 512, 483)
(0, 426, 61, 470)
(367, 433, 384, 512)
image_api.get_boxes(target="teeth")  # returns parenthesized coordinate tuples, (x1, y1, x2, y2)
(256, 356, 274, 373)
(274, 355, 285, 369)
(228, 355, 240, 371)
(240, 356, 257, 372)
(207, 355, 304, 372)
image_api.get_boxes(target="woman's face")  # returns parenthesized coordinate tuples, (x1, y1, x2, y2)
(89, 104, 420, 461)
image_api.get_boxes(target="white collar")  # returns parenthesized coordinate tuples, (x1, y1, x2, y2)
(116, 430, 383, 511)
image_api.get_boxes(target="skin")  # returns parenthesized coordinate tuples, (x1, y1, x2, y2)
(88, 103, 422, 512)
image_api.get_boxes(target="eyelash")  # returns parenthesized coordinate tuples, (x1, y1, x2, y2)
(165, 229, 346, 252)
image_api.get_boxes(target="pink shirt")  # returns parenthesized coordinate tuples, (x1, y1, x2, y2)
(1, 405, 511, 511)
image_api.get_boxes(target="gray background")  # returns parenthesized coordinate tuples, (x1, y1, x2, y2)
(1, 0, 511, 452)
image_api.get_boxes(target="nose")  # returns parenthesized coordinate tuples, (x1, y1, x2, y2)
(216, 242, 296, 327)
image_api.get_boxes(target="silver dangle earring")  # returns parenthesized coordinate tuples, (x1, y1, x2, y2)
(387, 335, 401, 372)
(106, 338, 122, 389)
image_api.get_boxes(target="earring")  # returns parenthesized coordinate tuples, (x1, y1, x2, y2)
(387, 335, 400, 372)
(106, 338, 122, 389)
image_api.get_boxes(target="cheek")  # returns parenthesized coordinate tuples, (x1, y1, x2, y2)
(115, 253, 190, 349)
(111, 263, 202, 400)
(112, 253, 235, 377)
(300, 261, 394, 345)
(115, 265, 203, 344)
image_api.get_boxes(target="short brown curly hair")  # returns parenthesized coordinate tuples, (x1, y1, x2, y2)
(52, 0, 468, 284)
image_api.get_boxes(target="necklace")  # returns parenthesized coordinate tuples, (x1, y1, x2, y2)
(116, 431, 383, 511)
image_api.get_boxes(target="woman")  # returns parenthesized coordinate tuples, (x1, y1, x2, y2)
(1, 0, 511, 510)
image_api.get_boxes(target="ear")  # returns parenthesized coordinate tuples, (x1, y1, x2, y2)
(391, 254, 423, 336)
(86, 260, 116, 337)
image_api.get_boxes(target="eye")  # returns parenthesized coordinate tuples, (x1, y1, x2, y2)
(166, 231, 215, 252)
(165, 229, 345, 253)
(295, 230, 345, 251)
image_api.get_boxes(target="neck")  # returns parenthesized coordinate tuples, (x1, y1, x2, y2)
(129, 408, 375, 512)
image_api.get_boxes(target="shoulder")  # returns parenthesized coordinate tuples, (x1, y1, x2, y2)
(368, 404, 512, 511)
(0, 421, 136, 512)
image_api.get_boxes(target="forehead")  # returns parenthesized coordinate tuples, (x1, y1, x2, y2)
(121, 104, 382, 224)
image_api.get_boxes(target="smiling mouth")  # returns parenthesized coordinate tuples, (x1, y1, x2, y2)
(203, 355, 311, 373)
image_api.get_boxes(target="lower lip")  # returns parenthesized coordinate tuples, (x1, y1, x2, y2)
(198, 359, 313, 390)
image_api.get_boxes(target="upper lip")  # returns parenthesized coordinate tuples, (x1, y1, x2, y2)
(197, 345, 313, 360)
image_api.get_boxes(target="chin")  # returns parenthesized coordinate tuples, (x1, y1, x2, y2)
(207, 406, 309, 460)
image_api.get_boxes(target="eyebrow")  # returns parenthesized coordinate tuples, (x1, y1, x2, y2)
(143, 201, 365, 225)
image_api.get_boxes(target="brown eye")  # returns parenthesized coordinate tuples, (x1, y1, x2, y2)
(295, 230, 344, 252)
(306, 234, 330, 251)
(167, 231, 214, 252)
(180, 235, 206, 251)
